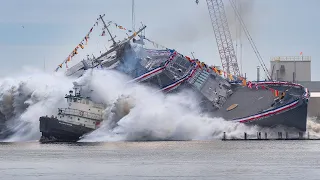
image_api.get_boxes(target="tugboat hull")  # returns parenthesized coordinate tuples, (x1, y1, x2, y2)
(39, 116, 93, 142)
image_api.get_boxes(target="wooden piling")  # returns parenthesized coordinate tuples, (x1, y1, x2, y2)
(257, 132, 261, 139)
(221, 131, 318, 141)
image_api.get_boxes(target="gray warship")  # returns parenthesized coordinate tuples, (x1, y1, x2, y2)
(39, 26, 309, 142)
(39, 1, 310, 141)
(66, 33, 309, 131)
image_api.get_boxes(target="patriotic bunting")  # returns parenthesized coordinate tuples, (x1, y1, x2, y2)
(101, 30, 105, 36)
(55, 16, 102, 72)
(52, 16, 247, 86)
(245, 81, 287, 98)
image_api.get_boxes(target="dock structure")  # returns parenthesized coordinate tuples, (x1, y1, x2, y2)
(221, 131, 320, 141)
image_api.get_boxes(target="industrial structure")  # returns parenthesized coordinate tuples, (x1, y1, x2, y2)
(269, 56, 320, 118)
(270, 56, 311, 82)
(298, 81, 320, 118)
(206, 0, 240, 76)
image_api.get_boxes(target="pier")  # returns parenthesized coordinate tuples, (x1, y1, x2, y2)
(222, 131, 320, 141)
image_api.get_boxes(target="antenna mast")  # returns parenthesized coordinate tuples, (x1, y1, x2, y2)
(228, 0, 270, 80)
(132, 0, 136, 32)
(98, 14, 117, 46)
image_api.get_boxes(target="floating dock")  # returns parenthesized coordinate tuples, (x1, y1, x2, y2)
(222, 131, 320, 141)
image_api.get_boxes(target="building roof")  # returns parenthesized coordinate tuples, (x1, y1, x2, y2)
(271, 56, 311, 62)
(298, 81, 320, 92)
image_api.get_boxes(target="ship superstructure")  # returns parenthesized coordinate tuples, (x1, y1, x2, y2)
(39, 85, 106, 142)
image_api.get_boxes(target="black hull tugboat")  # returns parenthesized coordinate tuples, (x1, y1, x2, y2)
(39, 85, 106, 143)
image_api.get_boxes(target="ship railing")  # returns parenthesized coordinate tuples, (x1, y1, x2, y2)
(91, 103, 106, 109)
(271, 56, 311, 62)
(58, 108, 103, 121)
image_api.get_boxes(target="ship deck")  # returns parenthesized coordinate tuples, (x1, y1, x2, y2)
(215, 86, 297, 120)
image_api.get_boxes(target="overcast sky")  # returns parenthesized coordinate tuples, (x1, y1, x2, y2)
(1, 0, 319, 80)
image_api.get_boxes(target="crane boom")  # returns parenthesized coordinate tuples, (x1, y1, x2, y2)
(206, 0, 240, 76)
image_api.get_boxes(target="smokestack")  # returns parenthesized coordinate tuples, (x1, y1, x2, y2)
(257, 66, 260, 81)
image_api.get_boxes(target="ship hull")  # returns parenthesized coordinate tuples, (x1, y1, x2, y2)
(216, 82, 309, 132)
(39, 116, 93, 142)
(238, 99, 308, 131)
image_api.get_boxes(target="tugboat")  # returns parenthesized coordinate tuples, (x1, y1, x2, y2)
(39, 85, 106, 142)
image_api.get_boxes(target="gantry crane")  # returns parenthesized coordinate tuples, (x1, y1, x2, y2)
(205, 0, 240, 76)
(198, 0, 270, 79)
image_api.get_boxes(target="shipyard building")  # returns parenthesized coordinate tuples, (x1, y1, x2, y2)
(270, 56, 320, 118)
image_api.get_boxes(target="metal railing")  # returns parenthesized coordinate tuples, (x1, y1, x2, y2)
(271, 56, 311, 62)
(58, 108, 102, 120)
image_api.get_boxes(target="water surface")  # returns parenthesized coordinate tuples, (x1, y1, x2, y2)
(0, 140, 319, 180)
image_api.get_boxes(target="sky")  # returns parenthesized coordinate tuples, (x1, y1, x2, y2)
(0, 0, 319, 80)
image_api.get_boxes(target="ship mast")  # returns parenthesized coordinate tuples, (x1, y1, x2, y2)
(98, 14, 117, 46)
(93, 25, 147, 61)
(132, 0, 136, 32)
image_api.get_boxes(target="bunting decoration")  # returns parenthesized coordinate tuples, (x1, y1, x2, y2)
(53, 16, 248, 85)
(144, 37, 167, 50)
(228, 74, 233, 81)
(244, 81, 289, 98)
(55, 16, 102, 72)
(105, 20, 138, 34)
(242, 78, 247, 86)
(248, 81, 253, 89)
(180, 54, 245, 84)
(85, 36, 88, 45)
(101, 30, 106, 36)
(274, 89, 279, 97)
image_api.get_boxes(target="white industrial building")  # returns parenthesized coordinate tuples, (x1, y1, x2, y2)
(270, 56, 319, 118)
(270, 56, 311, 82)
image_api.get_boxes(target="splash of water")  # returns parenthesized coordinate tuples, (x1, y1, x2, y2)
(0, 70, 75, 142)
(77, 69, 259, 142)
(0, 67, 318, 142)
(0, 44, 318, 141)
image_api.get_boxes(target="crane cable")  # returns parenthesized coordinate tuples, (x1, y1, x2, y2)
(228, 0, 271, 80)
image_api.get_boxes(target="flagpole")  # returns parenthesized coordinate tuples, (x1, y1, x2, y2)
(99, 14, 116, 46)
(132, 0, 135, 32)
(294, 55, 296, 82)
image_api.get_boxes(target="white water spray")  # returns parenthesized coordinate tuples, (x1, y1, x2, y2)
(0, 68, 319, 142)
(0, 70, 75, 142)
(76, 69, 260, 142)
(0, 43, 319, 142)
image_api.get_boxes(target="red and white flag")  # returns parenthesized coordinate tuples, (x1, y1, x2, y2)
(248, 81, 252, 89)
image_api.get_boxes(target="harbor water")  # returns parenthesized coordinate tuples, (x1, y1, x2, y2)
(1, 140, 320, 180)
